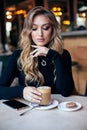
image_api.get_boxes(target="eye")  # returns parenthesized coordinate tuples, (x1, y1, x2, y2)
(43, 25, 51, 30)
(32, 28, 37, 31)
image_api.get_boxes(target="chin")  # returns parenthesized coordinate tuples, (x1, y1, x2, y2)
(36, 43, 47, 46)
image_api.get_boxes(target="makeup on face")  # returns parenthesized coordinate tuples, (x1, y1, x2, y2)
(31, 15, 52, 46)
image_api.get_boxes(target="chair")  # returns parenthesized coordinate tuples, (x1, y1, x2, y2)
(84, 82, 87, 96)
(0, 54, 19, 86)
(0, 54, 11, 76)
(72, 61, 79, 94)
(0, 61, 3, 77)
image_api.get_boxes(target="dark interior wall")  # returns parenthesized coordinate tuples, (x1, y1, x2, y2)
(35, 0, 44, 6)
(0, 0, 6, 51)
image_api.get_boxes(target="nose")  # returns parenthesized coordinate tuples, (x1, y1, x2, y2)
(38, 28, 43, 36)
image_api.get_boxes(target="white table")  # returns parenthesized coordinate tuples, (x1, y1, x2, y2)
(0, 94, 87, 130)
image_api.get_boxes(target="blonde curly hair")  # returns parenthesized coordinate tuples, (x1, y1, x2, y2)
(18, 6, 63, 86)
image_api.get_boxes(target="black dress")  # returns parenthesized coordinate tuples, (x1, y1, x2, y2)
(0, 49, 75, 99)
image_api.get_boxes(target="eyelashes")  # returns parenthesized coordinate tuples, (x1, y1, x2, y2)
(43, 26, 51, 30)
(32, 28, 37, 31)
(32, 26, 51, 31)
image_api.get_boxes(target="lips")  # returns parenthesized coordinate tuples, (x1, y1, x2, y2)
(37, 38, 44, 42)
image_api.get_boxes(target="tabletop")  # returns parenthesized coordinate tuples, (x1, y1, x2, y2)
(0, 94, 87, 130)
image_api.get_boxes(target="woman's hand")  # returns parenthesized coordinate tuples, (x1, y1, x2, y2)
(23, 86, 42, 103)
(30, 45, 49, 57)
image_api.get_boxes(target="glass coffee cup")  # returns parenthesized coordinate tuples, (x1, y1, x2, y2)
(37, 86, 51, 105)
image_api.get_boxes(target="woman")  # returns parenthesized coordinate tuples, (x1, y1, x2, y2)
(0, 6, 75, 103)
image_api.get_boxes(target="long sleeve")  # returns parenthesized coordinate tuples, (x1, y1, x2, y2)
(0, 50, 24, 99)
(46, 49, 75, 96)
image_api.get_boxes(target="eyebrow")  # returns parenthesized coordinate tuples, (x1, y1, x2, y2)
(32, 23, 51, 26)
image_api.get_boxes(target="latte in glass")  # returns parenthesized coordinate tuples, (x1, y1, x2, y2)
(37, 86, 51, 105)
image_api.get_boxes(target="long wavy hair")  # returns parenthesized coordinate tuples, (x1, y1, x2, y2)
(18, 6, 64, 86)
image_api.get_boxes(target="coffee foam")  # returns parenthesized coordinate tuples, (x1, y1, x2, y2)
(37, 86, 51, 93)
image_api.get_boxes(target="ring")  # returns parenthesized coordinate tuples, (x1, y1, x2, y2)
(27, 95, 33, 101)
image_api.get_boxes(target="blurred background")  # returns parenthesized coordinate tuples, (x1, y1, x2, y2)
(0, 0, 87, 95)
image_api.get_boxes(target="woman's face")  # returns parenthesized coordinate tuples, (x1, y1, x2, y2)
(31, 15, 52, 46)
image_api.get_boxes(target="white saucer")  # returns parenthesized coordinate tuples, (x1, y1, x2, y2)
(29, 100, 59, 110)
(58, 101, 82, 112)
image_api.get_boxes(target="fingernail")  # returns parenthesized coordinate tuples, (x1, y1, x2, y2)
(39, 93, 41, 95)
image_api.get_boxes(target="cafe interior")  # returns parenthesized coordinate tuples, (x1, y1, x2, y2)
(0, 0, 87, 95)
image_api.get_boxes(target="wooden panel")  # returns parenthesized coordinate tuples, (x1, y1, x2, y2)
(63, 36, 87, 95)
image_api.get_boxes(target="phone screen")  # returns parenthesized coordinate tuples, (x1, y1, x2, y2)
(3, 99, 29, 110)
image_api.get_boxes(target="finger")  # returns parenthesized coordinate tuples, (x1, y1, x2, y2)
(31, 45, 38, 48)
(25, 87, 41, 98)
(32, 52, 40, 57)
(30, 49, 38, 55)
(32, 98, 41, 104)
(30, 92, 42, 101)
(26, 95, 41, 103)
(30, 88, 42, 102)
(26, 92, 42, 103)
(31, 87, 41, 96)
